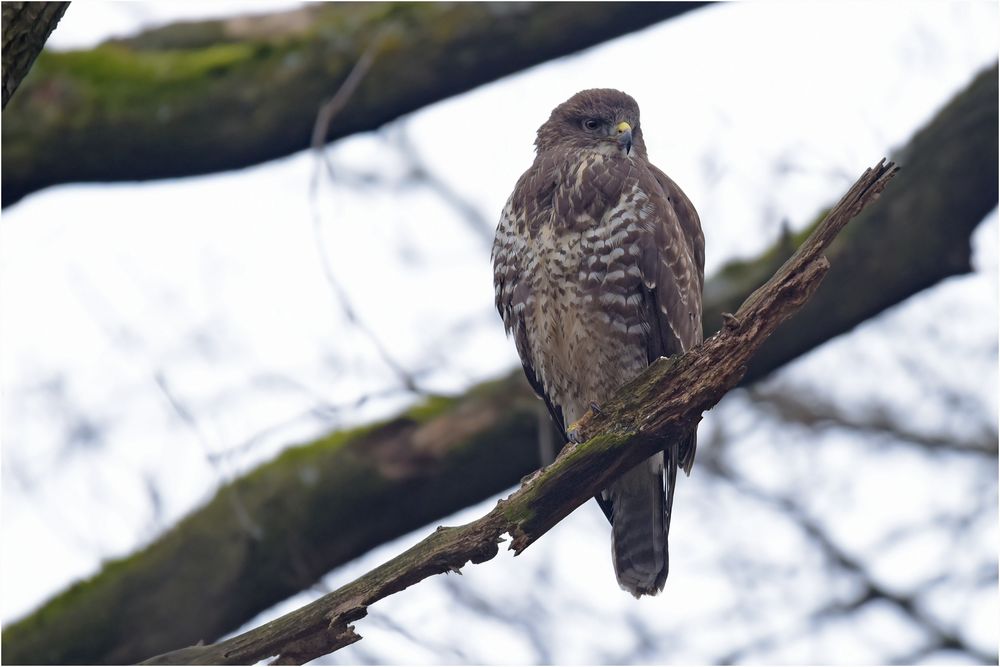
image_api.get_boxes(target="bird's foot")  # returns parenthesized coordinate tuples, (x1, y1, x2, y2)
(722, 312, 742, 330)
(564, 403, 602, 444)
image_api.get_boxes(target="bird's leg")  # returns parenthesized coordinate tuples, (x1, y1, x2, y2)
(589, 401, 603, 415)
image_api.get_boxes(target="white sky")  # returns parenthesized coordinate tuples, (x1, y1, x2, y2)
(1, 1, 997, 663)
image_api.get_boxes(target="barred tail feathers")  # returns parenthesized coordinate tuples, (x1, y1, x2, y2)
(610, 452, 669, 597)
(608, 433, 686, 597)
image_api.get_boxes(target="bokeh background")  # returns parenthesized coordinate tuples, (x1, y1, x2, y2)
(2, 2, 997, 664)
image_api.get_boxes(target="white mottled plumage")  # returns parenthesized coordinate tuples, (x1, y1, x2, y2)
(493, 89, 704, 597)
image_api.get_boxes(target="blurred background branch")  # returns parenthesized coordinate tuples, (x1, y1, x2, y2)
(3, 61, 995, 662)
(703, 63, 998, 383)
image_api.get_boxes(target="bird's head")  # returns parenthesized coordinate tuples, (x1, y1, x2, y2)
(534, 88, 645, 158)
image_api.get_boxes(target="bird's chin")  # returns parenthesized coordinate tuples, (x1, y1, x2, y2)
(594, 142, 631, 159)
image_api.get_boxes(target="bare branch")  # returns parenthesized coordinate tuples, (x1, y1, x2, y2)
(709, 460, 997, 665)
(748, 383, 999, 457)
(141, 160, 898, 666)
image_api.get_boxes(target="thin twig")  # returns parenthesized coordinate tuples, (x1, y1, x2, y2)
(392, 124, 496, 247)
(152, 372, 264, 541)
(68, 269, 264, 539)
(310, 37, 384, 151)
(307, 34, 426, 394)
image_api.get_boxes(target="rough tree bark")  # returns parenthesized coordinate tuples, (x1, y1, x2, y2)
(1, 62, 995, 667)
(1, 1, 68, 109)
(0, 1, 705, 207)
(137, 160, 898, 665)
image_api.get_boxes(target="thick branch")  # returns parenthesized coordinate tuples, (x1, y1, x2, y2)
(1, 1, 68, 109)
(140, 160, 898, 666)
(0, 2, 704, 206)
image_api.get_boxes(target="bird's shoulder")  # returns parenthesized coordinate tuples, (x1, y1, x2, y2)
(643, 162, 705, 285)
(627, 159, 704, 354)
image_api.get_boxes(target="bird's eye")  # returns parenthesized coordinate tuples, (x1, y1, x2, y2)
(582, 118, 602, 131)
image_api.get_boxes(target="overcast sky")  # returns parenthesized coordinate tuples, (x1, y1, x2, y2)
(2, 2, 997, 663)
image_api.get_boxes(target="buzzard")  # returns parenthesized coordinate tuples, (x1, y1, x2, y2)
(492, 89, 705, 597)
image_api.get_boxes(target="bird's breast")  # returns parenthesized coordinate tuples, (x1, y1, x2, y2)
(524, 197, 650, 423)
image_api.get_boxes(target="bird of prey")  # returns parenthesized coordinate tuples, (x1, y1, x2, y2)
(492, 89, 704, 597)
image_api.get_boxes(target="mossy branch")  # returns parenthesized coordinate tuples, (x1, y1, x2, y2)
(0, 378, 544, 666)
(140, 160, 898, 666)
(1, 1, 705, 206)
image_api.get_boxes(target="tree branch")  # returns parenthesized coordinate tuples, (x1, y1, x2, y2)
(3, 62, 991, 665)
(1, 2, 705, 207)
(1, 1, 68, 109)
(141, 160, 898, 666)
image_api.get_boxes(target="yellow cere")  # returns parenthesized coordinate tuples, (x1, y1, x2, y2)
(616, 121, 632, 133)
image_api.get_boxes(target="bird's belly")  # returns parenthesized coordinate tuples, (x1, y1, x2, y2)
(525, 227, 647, 425)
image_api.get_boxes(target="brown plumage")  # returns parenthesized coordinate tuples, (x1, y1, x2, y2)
(492, 89, 704, 597)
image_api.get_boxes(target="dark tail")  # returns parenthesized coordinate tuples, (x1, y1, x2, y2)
(604, 433, 690, 597)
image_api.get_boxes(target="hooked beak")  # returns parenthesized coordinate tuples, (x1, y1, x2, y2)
(616, 121, 633, 155)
